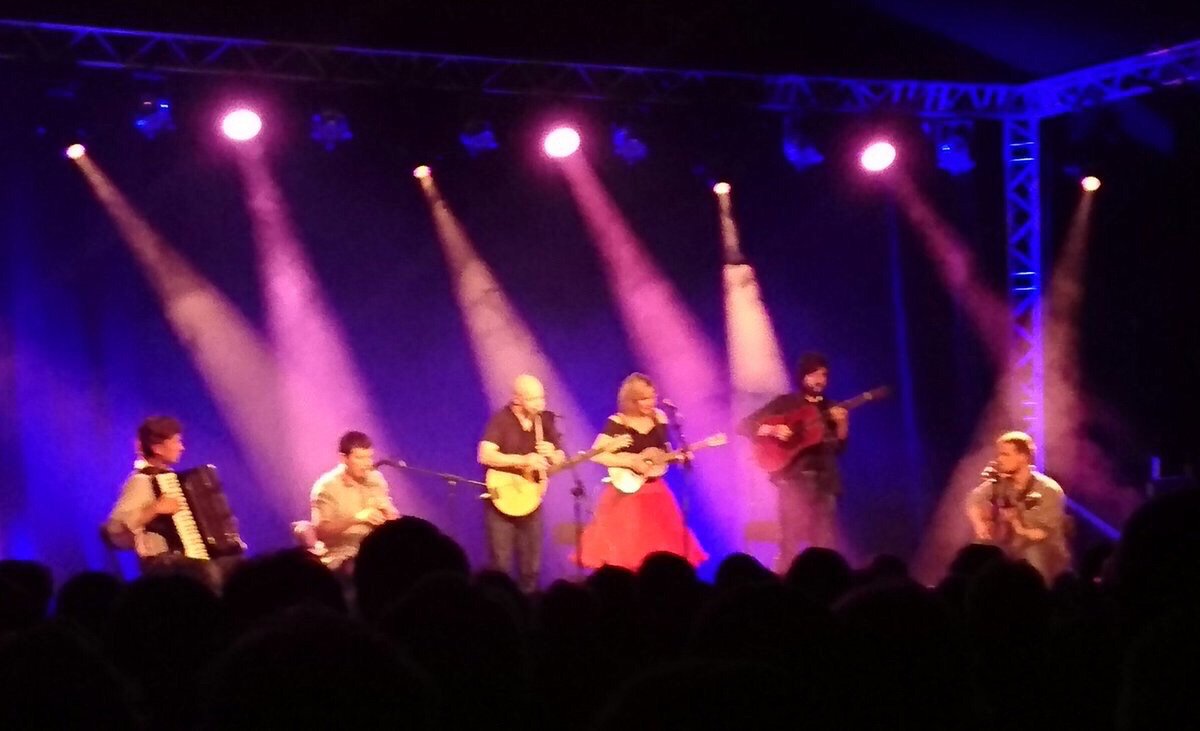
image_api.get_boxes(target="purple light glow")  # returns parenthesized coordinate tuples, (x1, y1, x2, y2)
(221, 108, 263, 141)
(543, 126, 581, 158)
(860, 141, 897, 172)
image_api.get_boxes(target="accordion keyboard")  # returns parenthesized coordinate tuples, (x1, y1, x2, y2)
(156, 472, 211, 560)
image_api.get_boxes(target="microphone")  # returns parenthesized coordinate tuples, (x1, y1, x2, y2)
(374, 458, 407, 470)
(980, 461, 1000, 482)
(661, 399, 681, 416)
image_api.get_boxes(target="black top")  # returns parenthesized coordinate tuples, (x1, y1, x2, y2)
(603, 416, 671, 482)
(602, 416, 671, 453)
(739, 393, 845, 492)
(481, 407, 563, 476)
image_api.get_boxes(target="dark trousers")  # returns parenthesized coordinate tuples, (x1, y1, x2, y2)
(485, 504, 543, 593)
(775, 471, 838, 571)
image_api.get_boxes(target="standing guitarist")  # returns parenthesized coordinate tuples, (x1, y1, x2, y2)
(477, 374, 565, 593)
(738, 353, 848, 569)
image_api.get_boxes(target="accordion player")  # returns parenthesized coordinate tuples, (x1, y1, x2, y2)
(106, 464, 247, 570)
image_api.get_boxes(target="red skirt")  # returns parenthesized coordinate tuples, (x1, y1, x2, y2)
(577, 478, 708, 570)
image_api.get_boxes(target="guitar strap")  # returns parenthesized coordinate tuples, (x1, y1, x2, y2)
(533, 413, 546, 482)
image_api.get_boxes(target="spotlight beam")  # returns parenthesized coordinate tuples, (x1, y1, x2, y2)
(559, 155, 738, 554)
(71, 156, 300, 518)
(892, 173, 1010, 365)
(416, 173, 601, 578)
(1043, 191, 1139, 524)
(235, 147, 425, 517)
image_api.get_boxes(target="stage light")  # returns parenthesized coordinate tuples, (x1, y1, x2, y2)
(65, 143, 86, 160)
(221, 108, 262, 142)
(1081, 176, 1101, 192)
(459, 120, 499, 157)
(612, 125, 648, 165)
(412, 165, 432, 179)
(543, 126, 581, 159)
(926, 120, 975, 176)
(781, 115, 824, 171)
(936, 136, 975, 175)
(860, 141, 897, 173)
(712, 181, 731, 195)
(135, 96, 175, 140)
(311, 109, 352, 151)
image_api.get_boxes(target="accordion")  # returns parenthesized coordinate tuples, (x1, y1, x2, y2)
(145, 465, 246, 560)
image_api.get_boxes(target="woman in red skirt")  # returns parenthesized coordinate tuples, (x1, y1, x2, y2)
(578, 373, 707, 569)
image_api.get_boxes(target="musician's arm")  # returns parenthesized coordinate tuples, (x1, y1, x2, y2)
(590, 421, 640, 469)
(542, 419, 567, 466)
(829, 406, 849, 443)
(310, 486, 357, 541)
(106, 474, 158, 540)
(478, 441, 537, 469)
(965, 484, 993, 539)
(736, 396, 787, 437)
(372, 473, 400, 520)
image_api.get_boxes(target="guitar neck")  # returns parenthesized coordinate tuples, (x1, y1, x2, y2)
(666, 438, 723, 462)
(547, 446, 606, 476)
(834, 388, 887, 411)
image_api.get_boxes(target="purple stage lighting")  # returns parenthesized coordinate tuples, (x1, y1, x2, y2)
(543, 126, 581, 158)
(221, 108, 263, 142)
(860, 141, 897, 172)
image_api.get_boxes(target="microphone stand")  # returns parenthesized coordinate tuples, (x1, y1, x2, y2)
(555, 434, 591, 579)
(665, 404, 694, 558)
(375, 461, 487, 536)
(376, 459, 487, 490)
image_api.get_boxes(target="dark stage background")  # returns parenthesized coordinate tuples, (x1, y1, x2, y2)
(0, 68, 1193, 582)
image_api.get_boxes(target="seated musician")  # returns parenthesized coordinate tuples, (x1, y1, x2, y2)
(738, 353, 848, 569)
(966, 431, 1071, 584)
(310, 431, 399, 573)
(106, 416, 212, 574)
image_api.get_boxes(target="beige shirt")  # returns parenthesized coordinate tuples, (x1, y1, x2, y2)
(310, 465, 397, 569)
(967, 469, 1070, 579)
(106, 471, 170, 558)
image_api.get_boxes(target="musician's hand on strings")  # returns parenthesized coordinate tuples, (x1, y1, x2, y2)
(609, 434, 634, 451)
(624, 453, 652, 475)
(534, 441, 556, 457)
(524, 453, 550, 472)
(154, 496, 181, 515)
(974, 522, 993, 542)
(758, 423, 793, 441)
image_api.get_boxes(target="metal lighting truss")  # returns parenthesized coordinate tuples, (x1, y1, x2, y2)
(0, 20, 1024, 117)
(3, 17, 1198, 462)
(1002, 118, 1045, 463)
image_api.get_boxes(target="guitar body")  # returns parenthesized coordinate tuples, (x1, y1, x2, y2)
(606, 435, 728, 495)
(751, 405, 828, 473)
(749, 387, 890, 473)
(486, 469, 547, 517)
(607, 447, 669, 495)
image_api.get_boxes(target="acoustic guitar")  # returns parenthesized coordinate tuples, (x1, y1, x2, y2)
(749, 386, 890, 473)
(486, 434, 632, 517)
(606, 433, 728, 494)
